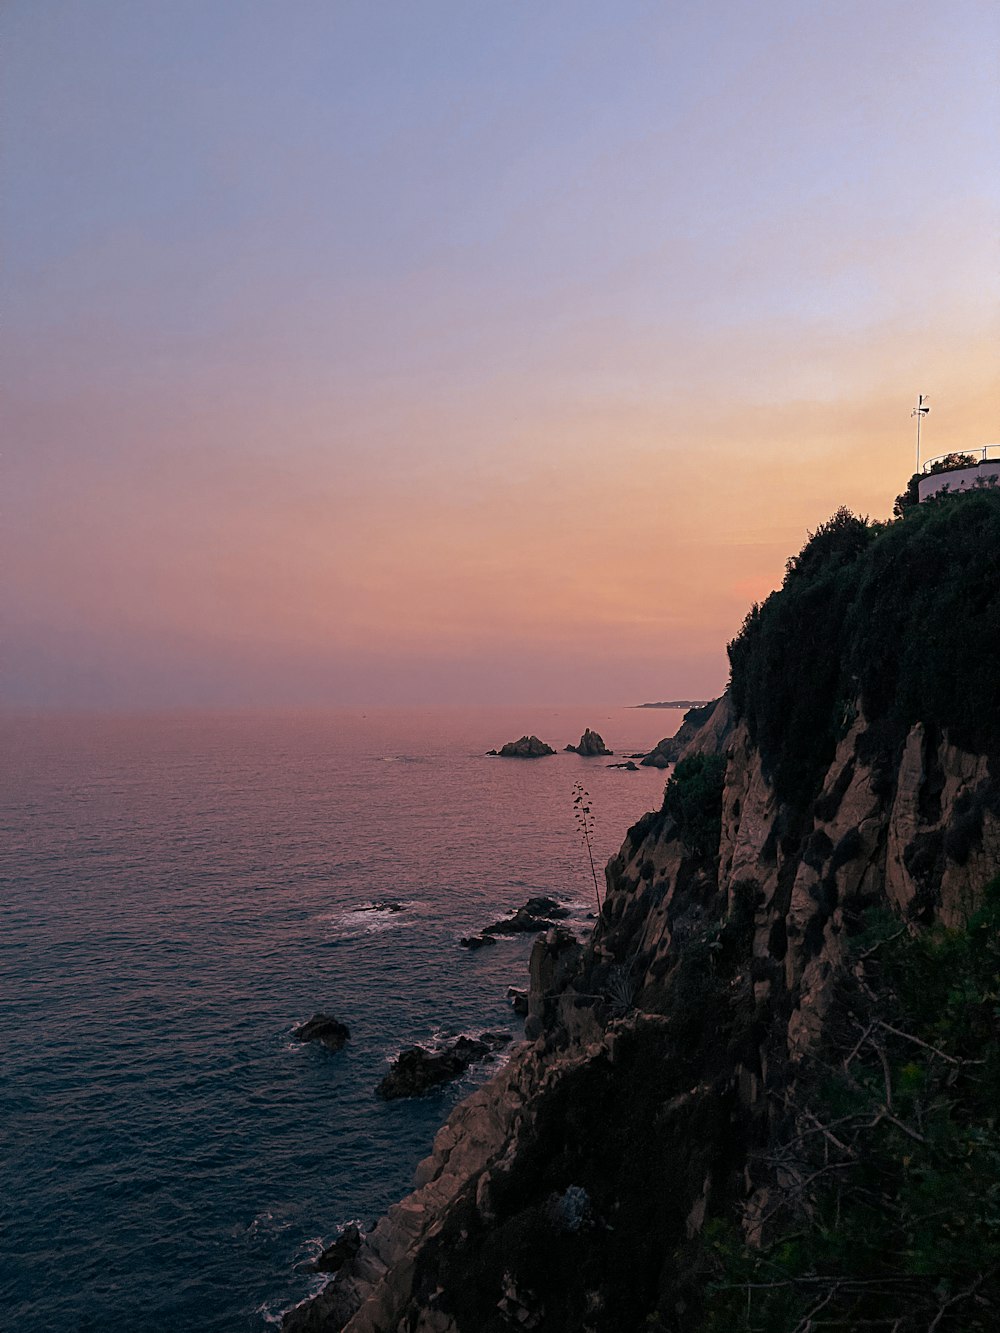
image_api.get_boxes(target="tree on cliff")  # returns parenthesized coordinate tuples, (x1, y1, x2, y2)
(728, 487, 1000, 805)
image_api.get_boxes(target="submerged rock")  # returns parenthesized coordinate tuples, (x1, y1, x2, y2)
(293, 1013, 350, 1051)
(565, 727, 613, 756)
(489, 735, 556, 758)
(377, 1032, 512, 1100)
(359, 900, 405, 914)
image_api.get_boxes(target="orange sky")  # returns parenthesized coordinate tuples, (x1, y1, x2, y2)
(4, 2, 998, 706)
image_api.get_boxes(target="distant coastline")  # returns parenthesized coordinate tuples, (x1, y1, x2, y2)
(632, 699, 710, 709)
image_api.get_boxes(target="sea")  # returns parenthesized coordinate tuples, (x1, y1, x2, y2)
(1, 705, 681, 1332)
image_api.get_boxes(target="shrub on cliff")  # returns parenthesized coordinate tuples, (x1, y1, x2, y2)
(696, 876, 1000, 1332)
(728, 488, 1000, 806)
(727, 507, 877, 803)
(662, 753, 727, 862)
(842, 487, 1000, 758)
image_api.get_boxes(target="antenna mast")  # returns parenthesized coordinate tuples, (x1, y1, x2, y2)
(911, 393, 930, 472)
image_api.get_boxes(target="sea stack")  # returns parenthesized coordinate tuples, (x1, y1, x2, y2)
(565, 728, 612, 756)
(489, 735, 556, 758)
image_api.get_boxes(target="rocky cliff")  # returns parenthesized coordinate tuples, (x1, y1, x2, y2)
(285, 489, 1000, 1333)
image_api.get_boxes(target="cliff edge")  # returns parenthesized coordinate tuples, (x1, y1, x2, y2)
(286, 489, 1000, 1333)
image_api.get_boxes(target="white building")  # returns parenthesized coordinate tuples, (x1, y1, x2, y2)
(918, 447, 1000, 502)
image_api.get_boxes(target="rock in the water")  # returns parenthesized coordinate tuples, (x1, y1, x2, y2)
(376, 1032, 511, 1099)
(507, 987, 529, 1015)
(607, 760, 639, 770)
(482, 909, 552, 935)
(293, 1013, 351, 1051)
(481, 895, 571, 935)
(566, 728, 612, 756)
(310, 1224, 362, 1273)
(360, 900, 405, 913)
(491, 735, 555, 758)
(640, 738, 676, 769)
(522, 895, 570, 919)
(459, 934, 497, 950)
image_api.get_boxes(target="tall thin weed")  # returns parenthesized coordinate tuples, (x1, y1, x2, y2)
(572, 783, 602, 914)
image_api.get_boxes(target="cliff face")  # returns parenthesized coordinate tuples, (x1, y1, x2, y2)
(285, 490, 1000, 1333)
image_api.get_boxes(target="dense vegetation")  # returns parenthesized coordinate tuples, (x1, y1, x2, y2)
(695, 876, 1000, 1332)
(727, 487, 1000, 806)
(662, 754, 727, 861)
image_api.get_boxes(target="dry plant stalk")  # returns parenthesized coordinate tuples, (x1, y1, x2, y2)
(572, 783, 602, 913)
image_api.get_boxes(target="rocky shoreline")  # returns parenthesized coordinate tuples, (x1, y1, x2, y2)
(278, 492, 1000, 1332)
(281, 676, 1000, 1331)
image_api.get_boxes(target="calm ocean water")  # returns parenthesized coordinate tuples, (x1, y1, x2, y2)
(1, 706, 680, 1332)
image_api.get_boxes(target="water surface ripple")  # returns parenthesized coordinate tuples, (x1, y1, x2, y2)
(1, 706, 679, 1331)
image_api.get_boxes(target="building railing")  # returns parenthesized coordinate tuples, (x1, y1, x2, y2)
(921, 445, 1000, 474)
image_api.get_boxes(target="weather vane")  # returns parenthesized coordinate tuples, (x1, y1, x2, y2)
(911, 393, 930, 471)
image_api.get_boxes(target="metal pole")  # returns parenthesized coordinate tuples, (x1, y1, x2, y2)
(912, 394, 929, 473)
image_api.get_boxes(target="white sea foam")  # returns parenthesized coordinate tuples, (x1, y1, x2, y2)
(247, 1209, 293, 1239)
(316, 899, 421, 940)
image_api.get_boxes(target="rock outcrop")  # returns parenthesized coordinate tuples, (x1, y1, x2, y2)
(488, 736, 556, 758)
(293, 1014, 351, 1051)
(310, 1225, 362, 1274)
(640, 696, 731, 767)
(286, 690, 1000, 1330)
(480, 895, 570, 936)
(376, 1032, 512, 1100)
(565, 728, 612, 756)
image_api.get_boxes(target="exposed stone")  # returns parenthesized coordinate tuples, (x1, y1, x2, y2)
(376, 1032, 511, 1100)
(480, 895, 570, 936)
(293, 1013, 351, 1051)
(565, 728, 612, 756)
(640, 696, 732, 768)
(489, 736, 555, 758)
(311, 1225, 362, 1273)
(458, 934, 496, 950)
(287, 685, 1000, 1333)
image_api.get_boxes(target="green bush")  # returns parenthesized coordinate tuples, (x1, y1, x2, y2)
(696, 877, 1000, 1332)
(727, 488, 1000, 807)
(662, 754, 727, 862)
(727, 507, 877, 803)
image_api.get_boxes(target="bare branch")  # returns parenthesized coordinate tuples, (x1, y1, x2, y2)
(858, 926, 908, 960)
(875, 1019, 964, 1065)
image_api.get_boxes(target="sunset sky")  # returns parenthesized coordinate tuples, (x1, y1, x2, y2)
(4, 0, 998, 708)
